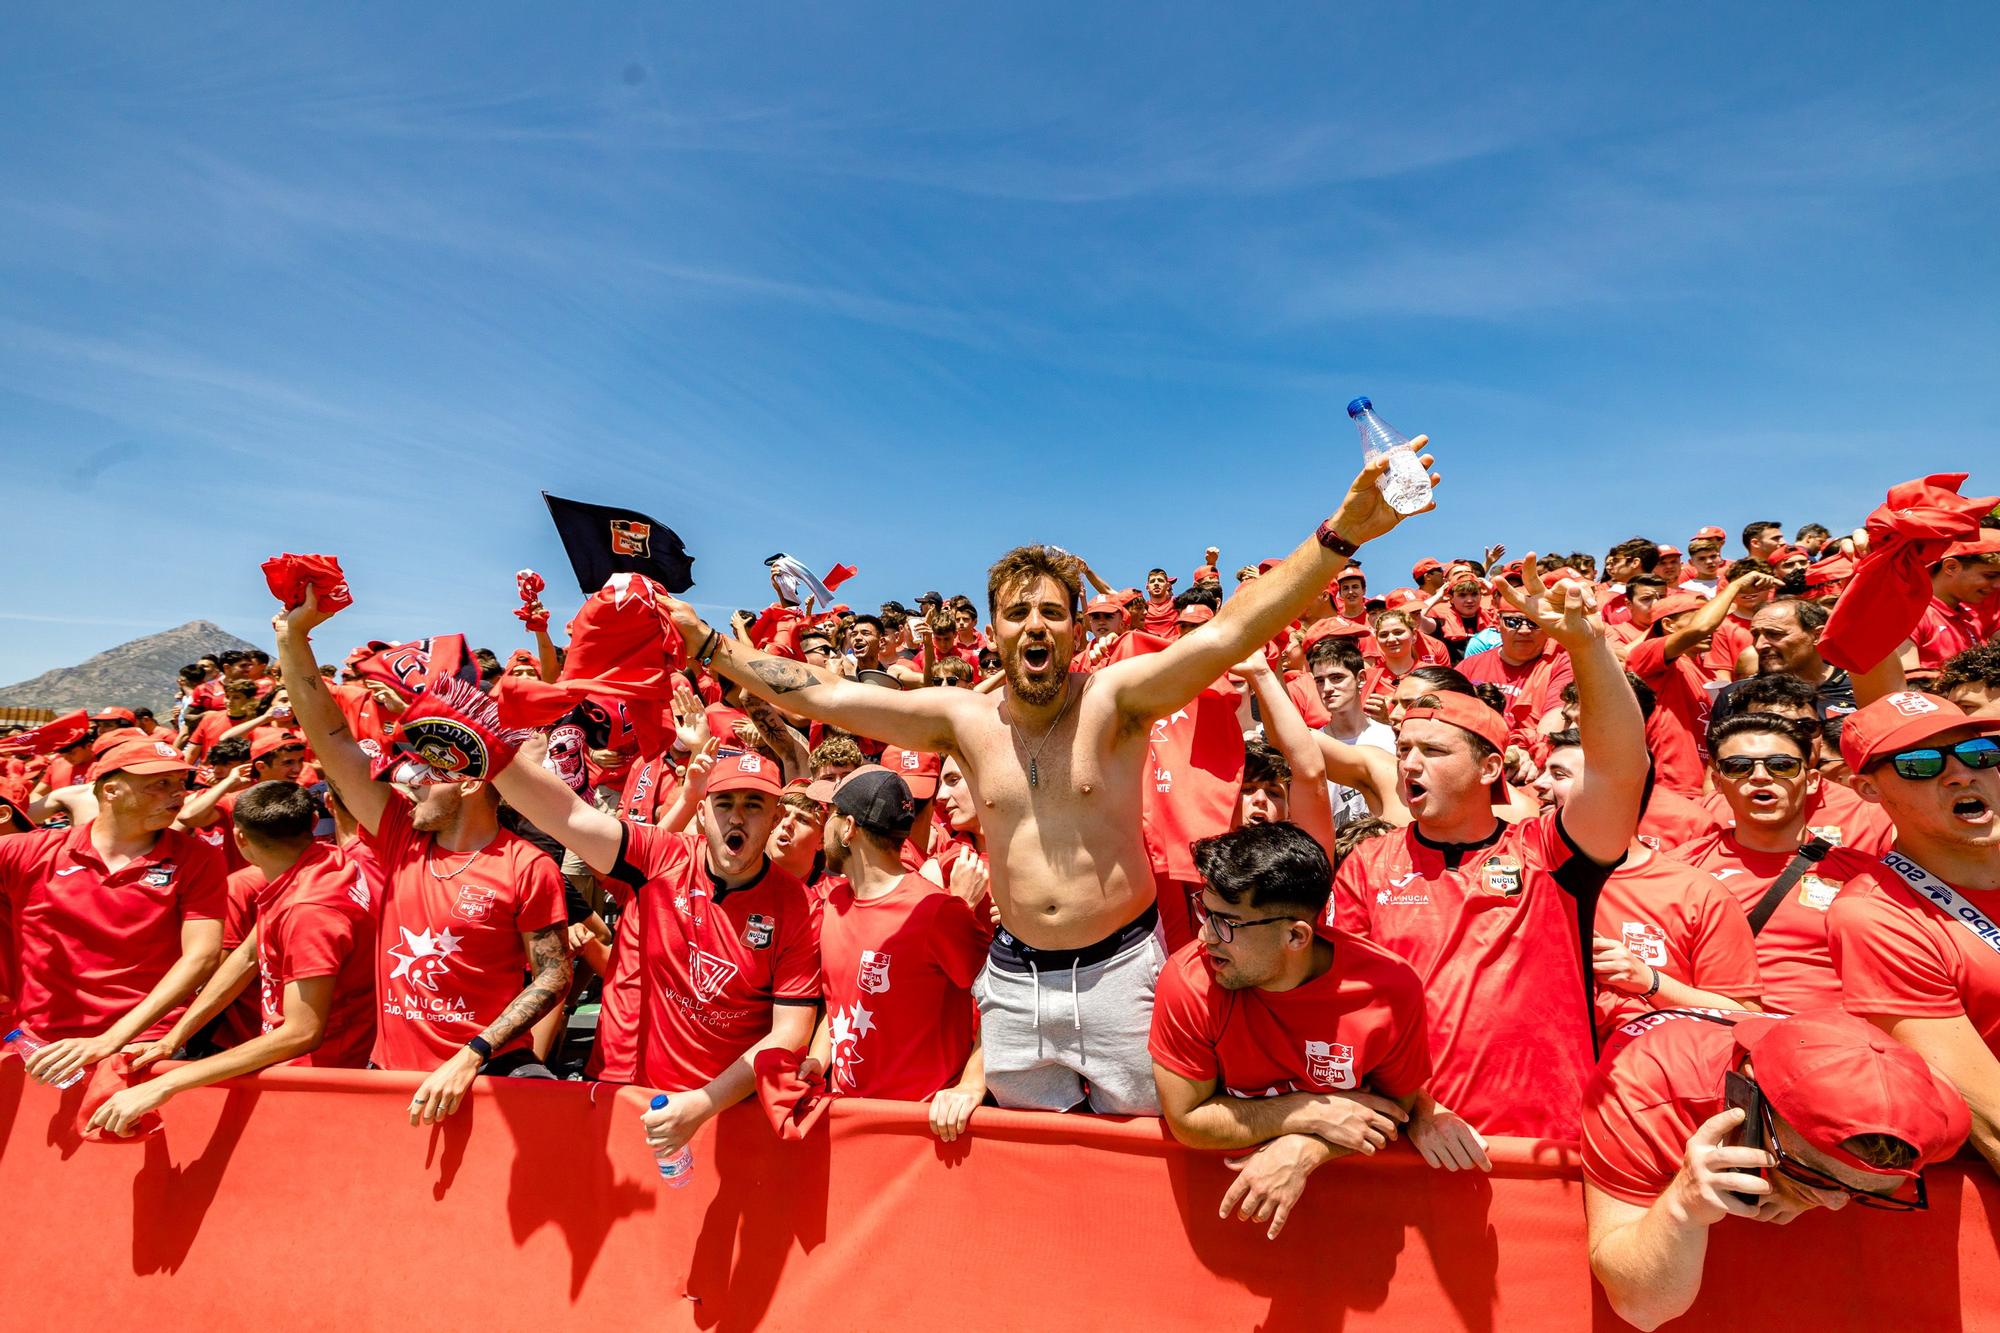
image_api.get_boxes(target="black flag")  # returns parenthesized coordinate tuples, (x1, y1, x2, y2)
(541, 493, 697, 594)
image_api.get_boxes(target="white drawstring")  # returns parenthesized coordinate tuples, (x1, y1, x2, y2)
(1028, 957, 1043, 1059)
(1070, 960, 1083, 1063)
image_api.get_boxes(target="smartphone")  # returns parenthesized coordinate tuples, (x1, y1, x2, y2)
(1722, 1070, 1767, 1204)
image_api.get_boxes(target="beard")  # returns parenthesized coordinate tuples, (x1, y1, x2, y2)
(1001, 633, 1072, 707)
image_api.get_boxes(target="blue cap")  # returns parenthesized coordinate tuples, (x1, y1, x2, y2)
(650, 1093, 669, 1109)
(1346, 397, 1373, 418)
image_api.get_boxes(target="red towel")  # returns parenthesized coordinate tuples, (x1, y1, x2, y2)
(494, 574, 685, 756)
(821, 562, 859, 593)
(753, 1048, 833, 1140)
(76, 1054, 165, 1143)
(1819, 474, 1998, 672)
(261, 553, 353, 614)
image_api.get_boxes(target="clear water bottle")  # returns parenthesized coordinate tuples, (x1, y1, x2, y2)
(1348, 397, 1433, 516)
(4, 1027, 87, 1088)
(648, 1093, 695, 1187)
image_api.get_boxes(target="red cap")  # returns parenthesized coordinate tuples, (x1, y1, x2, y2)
(1256, 558, 1283, 575)
(706, 750, 784, 797)
(1191, 565, 1218, 585)
(95, 738, 193, 777)
(90, 726, 148, 758)
(1401, 694, 1508, 755)
(1301, 615, 1370, 648)
(1084, 595, 1125, 616)
(1119, 588, 1142, 605)
(1656, 544, 1682, 558)
(1804, 556, 1854, 588)
(1651, 592, 1708, 622)
(1769, 545, 1808, 565)
(505, 648, 537, 670)
(1939, 533, 2000, 564)
(251, 730, 306, 763)
(879, 746, 942, 799)
(1411, 558, 1444, 580)
(1692, 525, 1726, 543)
(1382, 587, 1424, 611)
(1335, 567, 1366, 587)
(91, 707, 137, 724)
(1177, 604, 1215, 627)
(1839, 691, 2000, 772)
(1734, 1009, 1969, 1179)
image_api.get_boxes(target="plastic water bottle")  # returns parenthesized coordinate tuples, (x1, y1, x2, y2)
(4, 1027, 86, 1089)
(648, 1093, 695, 1187)
(1348, 397, 1433, 516)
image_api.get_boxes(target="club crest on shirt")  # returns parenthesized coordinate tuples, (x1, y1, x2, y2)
(689, 948, 739, 1003)
(745, 913, 776, 950)
(1621, 921, 1669, 967)
(454, 884, 499, 923)
(1480, 857, 1524, 898)
(609, 519, 651, 557)
(1305, 1040, 1356, 1089)
(141, 865, 174, 888)
(1797, 874, 1842, 912)
(856, 949, 892, 994)
(1807, 825, 1844, 848)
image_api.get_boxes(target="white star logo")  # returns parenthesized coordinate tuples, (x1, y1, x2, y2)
(387, 925, 463, 992)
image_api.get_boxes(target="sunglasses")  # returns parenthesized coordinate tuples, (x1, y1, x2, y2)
(1498, 615, 1535, 632)
(1717, 753, 1807, 780)
(1886, 737, 2000, 781)
(1751, 1099, 1926, 1212)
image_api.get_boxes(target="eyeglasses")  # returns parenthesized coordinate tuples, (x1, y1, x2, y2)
(1717, 753, 1807, 780)
(1751, 1099, 1927, 1212)
(1192, 902, 1299, 944)
(1498, 615, 1535, 632)
(1886, 737, 2000, 781)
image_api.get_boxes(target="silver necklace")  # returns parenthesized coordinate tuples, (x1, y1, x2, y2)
(426, 841, 481, 881)
(1015, 680, 1075, 789)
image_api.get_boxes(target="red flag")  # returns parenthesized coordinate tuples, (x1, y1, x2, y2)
(349, 635, 476, 703)
(494, 573, 686, 755)
(260, 553, 353, 614)
(0, 709, 91, 758)
(822, 562, 859, 593)
(1820, 474, 1998, 672)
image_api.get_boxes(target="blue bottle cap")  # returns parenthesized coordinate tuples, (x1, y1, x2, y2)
(2, 1029, 19, 1043)
(650, 1093, 669, 1109)
(1346, 397, 1373, 418)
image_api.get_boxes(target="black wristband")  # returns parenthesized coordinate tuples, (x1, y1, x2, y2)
(1315, 518, 1360, 559)
(1638, 967, 1662, 1001)
(696, 627, 721, 667)
(466, 1036, 494, 1065)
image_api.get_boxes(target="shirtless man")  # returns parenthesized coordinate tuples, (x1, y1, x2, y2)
(659, 447, 1440, 1112)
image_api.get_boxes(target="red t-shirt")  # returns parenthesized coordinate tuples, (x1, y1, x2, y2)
(1626, 638, 1720, 788)
(1636, 788, 1724, 855)
(1830, 859, 2000, 1055)
(1328, 812, 1610, 1139)
(1458, 641, 1574, 737)
(1592, 851, 1761, 1038)
(0, 823, 225, 1041)
(1699, 779, 1897, 858)
(1702, 616, 1754, 679)
(587, 897, 646, 1084)
(818, 874, 986, 1099)
(217, 867, 271, 1048)
(1582, 1010, 1748, 1205)
(1150, 930, 1431, 1100)
(361, 795, 566, 1070)
(1679, 830, 1883, 1013)
(252, 842, 377, 1067)
(185, 711, 239, 763)
(1142, 597, 1180, 638)
(607, 826, 821, 1090)
(1912, 596, 1985, 671)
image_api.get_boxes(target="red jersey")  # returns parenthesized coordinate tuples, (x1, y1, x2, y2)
(616, 753, 682, 826)
(1699, 779, 1897, 858)
(1679, 830, 1882, 1012)
(607, 826, 820, 1090)
(0, 823, 226, 1041)
(1328, 812, 1611, 1139)
(587, 898, 645, 1084)
(1702, 615, 1754, 679)
(818, 874, 986, 1099)
(252, 843, 377, 1067)
(1636, 788, 1724, 854)
(361, 795, 566, 1071)
(1458, 641, 1574, 737)
(1830, 859, 2000, 1055)
(1582, 1010, 1751, 1205)
(185, 710, 238, 762)
(1912, 596, 1986, 671)
(217, 867, 271, 1048)
(1591, 852, 1761, 1038)
(1626, 638, 1720, 787)
(1141, 597, 1180, 638)
(1149, 930, 1431, 1100)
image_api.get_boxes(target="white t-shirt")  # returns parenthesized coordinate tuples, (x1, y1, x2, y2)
(1323, 718, 1396, 827)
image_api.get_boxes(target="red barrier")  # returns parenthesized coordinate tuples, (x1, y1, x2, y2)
(2, 1058, 1996, 1331)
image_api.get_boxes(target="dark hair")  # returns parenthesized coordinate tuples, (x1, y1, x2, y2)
(878, 606, 909, 634)
(1733, 674, 1820, 715)
(207, 737, 252, 769)
(233, 780, 318, 843)
(1939, 643, 2000, 695)
(1725, 556, 1767, 582)
(987, 546, 1084, 620)
(1407, 665, 1474, 696)
(1174, 584, 1221, 612)
(1333, 817, 1396, 865)
(132, 707, 155, 722)
(1706, 712, 1813, 761)
(244, 649, 270, 666)
(1626, 573, 1670, 594)
(179, 664, 207, 686)
(1306, 636, 1367, 677)
(1546, 727, 1581, 750)
(217, 650, 245, 667)
(1796, 523, 1832, 543)
(1760, 597, 1830, 637)
(1192, 821, 1331, 920)
(1742, 521, 1782, 549)
(473, 647, 503, 683)
(848, 614, 883, 634)
(1469, 683, 1509, 720)
(1147, 567, 1169, 580)
(1243, 737, 1291, 788)
(1608, 537, 1661, 574)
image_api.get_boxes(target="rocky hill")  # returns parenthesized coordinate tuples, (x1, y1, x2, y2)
(0, 621, 260, 713)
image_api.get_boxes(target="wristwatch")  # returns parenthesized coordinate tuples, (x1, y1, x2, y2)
(466, 1035, 494, 1066)
(1315, 518, 1360, 559)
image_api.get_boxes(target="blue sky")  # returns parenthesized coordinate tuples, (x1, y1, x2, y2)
(2, 4, 1996, 684)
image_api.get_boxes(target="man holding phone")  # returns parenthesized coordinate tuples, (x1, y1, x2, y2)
(1581, 1007, 1969, 1331)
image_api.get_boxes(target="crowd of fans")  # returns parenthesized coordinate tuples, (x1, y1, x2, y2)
(3, 448, 1999, 1327)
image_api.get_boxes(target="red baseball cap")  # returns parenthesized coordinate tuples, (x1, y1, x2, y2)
(1839, 691, 2000, 773)
(1084, 595, 1124, 616)
(90, 726, 148, 758)
(1411, 557, 1444, 581)
(91, 707, 137, 724)
(706, 750, 784, 797)
(1734, 1009, 1968, 1179)
(1938, 533, 2000, 564)
(1301, 615, 1370, 648)
(1769, 545, 1808, 564)
(1382, 587, 1425, 611)
(1401, 694, 1508, 755)
(1656, 544, 1682, 558)
(1651, 592, 1708, 623)
(1692, 525, 1726, 543)
(251, 730, 306, 763)
(879, 746, 942, 799)
(1256, 557, 1283, 575)
(95, 738, 193, 778)
(1177, 604, 1215, 628)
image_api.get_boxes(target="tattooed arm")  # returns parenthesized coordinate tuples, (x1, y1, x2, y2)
(271, 585, 392, 835)
(408, 924, 573, 1125)
(657, 593, 962, 753)
(737, 694, 811, 784)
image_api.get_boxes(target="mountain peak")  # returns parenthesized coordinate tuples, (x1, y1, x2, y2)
(0, 621, 262, 713)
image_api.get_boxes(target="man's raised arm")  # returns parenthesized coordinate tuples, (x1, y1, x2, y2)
(658, 594, 964, 753)
(1103, 445, 1438, 726)
(270, 587, 391, 836)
